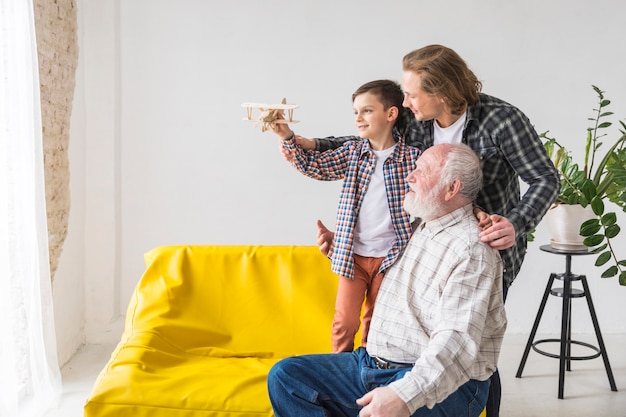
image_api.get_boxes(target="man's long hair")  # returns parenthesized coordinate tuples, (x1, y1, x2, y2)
(402, 45, 482, 116)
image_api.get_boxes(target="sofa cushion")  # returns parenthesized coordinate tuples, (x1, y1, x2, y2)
(85, 245, 344, 417)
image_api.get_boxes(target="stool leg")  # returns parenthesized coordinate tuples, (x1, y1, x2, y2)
(516, 273, 556, 378)
(566, 293, 572, 372)
(558, 271, 571, 399)
(580, 275, 618, 392)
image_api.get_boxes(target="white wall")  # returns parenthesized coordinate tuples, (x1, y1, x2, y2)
(50, 2, 87, 366)
(51, 61, 86, 366)
(52, 0, 626, 363)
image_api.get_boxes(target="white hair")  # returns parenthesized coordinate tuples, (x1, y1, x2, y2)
(440, 144, 483, 202)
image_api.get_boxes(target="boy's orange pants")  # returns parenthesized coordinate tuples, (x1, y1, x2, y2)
(332, 254, 384, 353)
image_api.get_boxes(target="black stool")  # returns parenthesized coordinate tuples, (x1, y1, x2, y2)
(515, 244, 617, 399)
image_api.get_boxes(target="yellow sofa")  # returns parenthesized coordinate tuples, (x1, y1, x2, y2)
(84, 245, 487, 417)
(84, 245, 344, 417)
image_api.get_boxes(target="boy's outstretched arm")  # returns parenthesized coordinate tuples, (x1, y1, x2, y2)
(278, 134, 316, 162)
(268, 112, 316, 161)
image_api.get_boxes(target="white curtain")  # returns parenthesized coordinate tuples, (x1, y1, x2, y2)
(0, 0, 62, 416)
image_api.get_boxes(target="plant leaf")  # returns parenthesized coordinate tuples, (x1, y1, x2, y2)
(583, 234, 604, 246)
(601, 212, 617, 226)
(601, 266, 618, 278)
(590, 196, 605, 215)
(580, 220, 601, 236)
(581, 179, 597, 202)
(566, 194, 579, 205)
(605, 224, 621, 238)
(590, 243, 608, 254)
(595, 251, 612, 266)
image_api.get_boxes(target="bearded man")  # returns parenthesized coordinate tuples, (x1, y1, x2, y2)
(267, 143, 507, 417)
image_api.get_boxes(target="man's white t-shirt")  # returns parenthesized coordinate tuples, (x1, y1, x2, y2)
(433, 112, 466, 144)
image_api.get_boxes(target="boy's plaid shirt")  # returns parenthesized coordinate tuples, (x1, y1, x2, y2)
(284, 136, 420, 279)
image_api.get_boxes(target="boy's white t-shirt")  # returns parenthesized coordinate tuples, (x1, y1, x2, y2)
(433, 112, 467, 144)
(353, 145, 397, 258)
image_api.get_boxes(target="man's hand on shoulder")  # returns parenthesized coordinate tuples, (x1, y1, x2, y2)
(479, 214, 516, 250)
(356, 387, 410, 417)
(473, 207, 492, 231)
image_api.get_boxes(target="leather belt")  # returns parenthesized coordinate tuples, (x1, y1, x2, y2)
(372, 356, 413, 370)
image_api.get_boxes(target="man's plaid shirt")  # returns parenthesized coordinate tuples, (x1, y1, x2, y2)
(284, 136, 420, 279)
(317, 93, 560, 287)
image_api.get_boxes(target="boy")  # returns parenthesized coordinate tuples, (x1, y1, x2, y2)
(272, 80, 419, 352)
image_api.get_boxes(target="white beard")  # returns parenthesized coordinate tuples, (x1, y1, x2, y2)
(403, 182, 445, 222)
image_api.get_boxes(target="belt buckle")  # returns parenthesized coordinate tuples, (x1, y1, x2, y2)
(374, 357, 389, 369)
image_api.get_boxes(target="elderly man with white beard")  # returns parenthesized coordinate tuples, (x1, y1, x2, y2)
(267, 143, 507, 417)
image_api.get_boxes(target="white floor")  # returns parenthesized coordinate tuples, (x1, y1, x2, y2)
(45, 333, 626, 417)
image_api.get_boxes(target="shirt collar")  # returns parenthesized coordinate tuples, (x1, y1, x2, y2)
(465, 93, 485, 128)
(419, 204, 475, 237)
(358, 134, 407, 161)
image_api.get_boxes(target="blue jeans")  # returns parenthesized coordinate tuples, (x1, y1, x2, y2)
(267, 347, 489, 417)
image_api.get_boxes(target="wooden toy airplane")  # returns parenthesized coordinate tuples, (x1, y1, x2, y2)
(241, 98, 299, 132)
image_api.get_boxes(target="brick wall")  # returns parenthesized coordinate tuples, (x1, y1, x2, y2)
(33, 0, 78, 281)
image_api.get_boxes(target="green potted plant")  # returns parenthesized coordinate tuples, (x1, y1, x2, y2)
(541, 85, 626, 285)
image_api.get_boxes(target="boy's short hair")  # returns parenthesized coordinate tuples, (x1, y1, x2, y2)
(352, 79, 404, 115)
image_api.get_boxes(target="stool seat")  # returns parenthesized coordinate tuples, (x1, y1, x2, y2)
(515, 245, 618, 399)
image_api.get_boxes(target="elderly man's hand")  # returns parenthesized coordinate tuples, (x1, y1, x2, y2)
(479, 214, 516, 250)
(356, 387, 410, 417)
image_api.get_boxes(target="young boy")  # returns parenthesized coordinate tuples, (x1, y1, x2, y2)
(272, 80, 419, 352)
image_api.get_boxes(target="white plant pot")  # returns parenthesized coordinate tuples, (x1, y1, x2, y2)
(545, 204, 596, 250)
